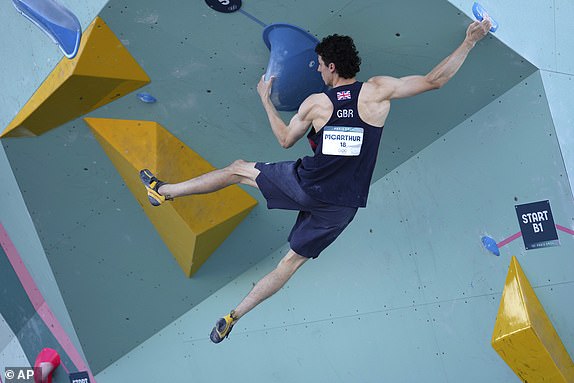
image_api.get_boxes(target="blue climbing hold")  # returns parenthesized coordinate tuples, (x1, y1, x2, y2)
(262, 23, 327, 111)
(481, 236, 500, 256)
(472, 2, 499, 32)
(137, 92, 157, 104)
(12, 0, 82, 58)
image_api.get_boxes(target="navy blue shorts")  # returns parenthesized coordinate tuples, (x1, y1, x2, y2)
(255, 161, 358, 259)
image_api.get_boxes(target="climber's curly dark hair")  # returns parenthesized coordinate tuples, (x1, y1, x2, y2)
(315, 34, 361, 79)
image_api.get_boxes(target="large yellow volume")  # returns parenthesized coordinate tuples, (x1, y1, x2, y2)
(2, 17, 150, 138)
(492, 256, 574, 382)
(84, 118, 257, 277)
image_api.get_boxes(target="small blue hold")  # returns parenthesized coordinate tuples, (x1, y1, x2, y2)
(481, 236, 500, 256)
(472, 2, 499, 32)
(137, 92, 157, 103)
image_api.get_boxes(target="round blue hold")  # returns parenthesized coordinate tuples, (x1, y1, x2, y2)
(481, 236, 500, 256)
(137, 92, 157, 103)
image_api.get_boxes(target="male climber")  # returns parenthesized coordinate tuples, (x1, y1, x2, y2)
(139, 17, 492, 343)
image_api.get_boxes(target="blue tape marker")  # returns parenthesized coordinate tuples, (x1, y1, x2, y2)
(472, 2, 499, 32)
(137, 92, 157, 103)
(481, 236, 500, 256)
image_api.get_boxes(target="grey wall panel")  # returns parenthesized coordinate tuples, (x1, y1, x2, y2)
(0, 313, 30, 374)
(542, 71, 574, 201)
(448, 0, 558, 72)
(555, 0, 574, 75)
(0, 246, 36, 345)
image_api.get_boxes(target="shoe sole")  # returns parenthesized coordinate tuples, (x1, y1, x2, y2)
(210, 318, 234, 343)
(139, 169, 164, 206)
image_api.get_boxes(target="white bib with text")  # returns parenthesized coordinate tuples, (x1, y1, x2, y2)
(322, 126, 364, 156)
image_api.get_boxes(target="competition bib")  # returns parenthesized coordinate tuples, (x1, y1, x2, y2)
(322, 126, 364, 156)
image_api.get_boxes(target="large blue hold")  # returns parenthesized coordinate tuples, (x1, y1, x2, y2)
(263, 23, 327, 111)
(13, 0, 82, 59)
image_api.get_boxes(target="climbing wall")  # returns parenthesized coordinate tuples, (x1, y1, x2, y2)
(95, 70, 574, 383)
(0, 0, 573, 381)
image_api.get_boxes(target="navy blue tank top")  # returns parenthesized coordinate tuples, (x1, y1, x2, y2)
(296, 81, 383, 208)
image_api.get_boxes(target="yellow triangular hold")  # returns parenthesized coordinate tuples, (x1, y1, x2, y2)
(2, 17, 150, 138)
(85, 118, 160, 172)
(492, 256, 574, 383)
(85, 118, 257, 277)
(492, 256, 534, 340)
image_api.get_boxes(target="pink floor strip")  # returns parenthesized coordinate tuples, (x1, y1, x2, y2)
(0, 223, 96, 383)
